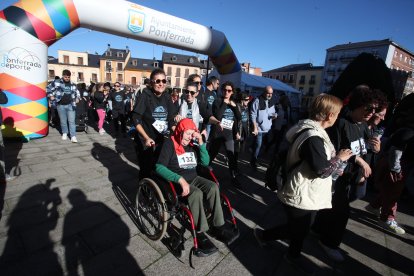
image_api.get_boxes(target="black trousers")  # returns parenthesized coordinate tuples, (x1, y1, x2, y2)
(113, 112, 127, 133)
(312, 178, 350, 249)
(208, 136, 238, 174)
(262, 204, 316, 258)
(135, 135, 164, 180)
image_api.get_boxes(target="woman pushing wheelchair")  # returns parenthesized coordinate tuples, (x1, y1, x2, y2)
(155, 118, 238, 256)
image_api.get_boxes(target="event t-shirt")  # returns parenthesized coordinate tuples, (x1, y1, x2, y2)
(59, 83, 72, 105)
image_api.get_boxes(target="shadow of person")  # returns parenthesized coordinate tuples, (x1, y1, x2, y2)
(0, 178, 63, 275)
(62, 188, 143, 276)
(3, 117, 26, 181)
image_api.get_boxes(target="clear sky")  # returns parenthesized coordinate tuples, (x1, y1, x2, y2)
(1, 0, 413, 71)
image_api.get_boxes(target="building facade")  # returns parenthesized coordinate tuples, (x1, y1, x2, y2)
(47, 50, 100, 84)
(99, 46, 131, 84)
(262, 63, 315, 88)
(321, 39, 414, 99)
(124, 58, 161, 88)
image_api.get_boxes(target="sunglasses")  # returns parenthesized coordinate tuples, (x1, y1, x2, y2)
(242, 98, 250, 101)
(114, 85, 120, 87)
(184, 90, 197, 96)
(193, 81, 203, 85)
(153, 79, 167, 84)
(364, 105, 379, 114)
(224, 89, 233, 92)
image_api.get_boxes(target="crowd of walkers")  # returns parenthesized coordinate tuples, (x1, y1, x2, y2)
(45, 68, 413, 273)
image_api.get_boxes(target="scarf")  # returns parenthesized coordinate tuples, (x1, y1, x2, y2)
(171, 118, 198, 155)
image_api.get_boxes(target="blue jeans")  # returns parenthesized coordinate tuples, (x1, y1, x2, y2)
(57, 104, 76, 137)
(252, 131, 269, 161)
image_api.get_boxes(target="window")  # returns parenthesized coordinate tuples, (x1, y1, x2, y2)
(189, 58, 194, 63)
(282, 75, 286, 81)
(309, 75, 316, 84)
(166, 76, 171, 84)
(48, 70, 55, 79)
(171, 56, 177, 61)
(91, 73, 98, 83)
(117, 74, 123, 82)
(400, 54, 403, 61)
(106, 51, 112, 56)
(394, 51, 397, 57)
(106, 73, 111, 81)
(77, 57, 84, 65)
(194, 69, 198, 74)
(289, 74, 294, 83)
(299, 75, 305, 84)
(131, 77, 137, 86)
(175, 67, 181, 77)
(117, 62, 123, 71)
(117, 52, 123, 58)
(78, 72, 84, 82)
(275, 76, 279, 80)
(176, 77, 180, 87)
(63, 55, 69, 64)
(167, 67, 172, 76)
(132, 60, 137, 66)
(185, 68, 189, 78)
(405, 56, 408, 63)
(309, 87, 314, 95)
(153, 61, 159, 67)
(106, 61, 112, 71)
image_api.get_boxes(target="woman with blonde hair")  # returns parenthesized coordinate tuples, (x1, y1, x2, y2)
(254, 94, 353, 274)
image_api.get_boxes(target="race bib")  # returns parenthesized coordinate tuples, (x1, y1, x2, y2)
(221, 118, 234, 130)
(350, 138, 367, 156)
(177, 152, 197, 169)
(153, 120, 167, 133)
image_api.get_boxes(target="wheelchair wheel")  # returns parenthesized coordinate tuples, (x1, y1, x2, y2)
(136, 178, 168, 241)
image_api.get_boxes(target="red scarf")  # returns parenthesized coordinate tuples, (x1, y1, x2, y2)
(171, 118, 198, 155)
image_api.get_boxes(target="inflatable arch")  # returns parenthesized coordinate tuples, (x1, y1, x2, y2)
(0, 0, 241, 139)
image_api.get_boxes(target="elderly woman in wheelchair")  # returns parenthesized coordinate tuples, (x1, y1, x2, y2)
(137, 118, 238, 257)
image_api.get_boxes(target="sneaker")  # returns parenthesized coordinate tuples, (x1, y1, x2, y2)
(195, 232, 218, 257)
(62, 133, 68, 140)
(379, 219, 405, 235)
(253, 228, 270, 248)
(318, 241, 344, 262)
(365, 204, 381, 217)
(5, 174, 16, 181)
(99, 128, 106, 135)
(284, 253, 315, 275)
(71, 136, 78, 143)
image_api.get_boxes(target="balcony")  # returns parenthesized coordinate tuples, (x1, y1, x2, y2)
(105, 66, 112, 72)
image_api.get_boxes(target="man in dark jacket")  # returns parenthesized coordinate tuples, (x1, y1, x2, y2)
(0, 89, 8, 185)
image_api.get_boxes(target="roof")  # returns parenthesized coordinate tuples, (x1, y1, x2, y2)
(298, 66, 324, 71)
(48, 56, 58, 64)
(88, 54, 100, 68)
(241, 72, 300, 94)
(327, 39, 414, 56)
(125, 58, 162, 71)
(263, 63, 314, 73)
(100, 48, 129, 61)
(162, 52, 205, 67)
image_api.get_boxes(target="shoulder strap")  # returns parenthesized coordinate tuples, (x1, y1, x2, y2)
(286, 128, 313, 172)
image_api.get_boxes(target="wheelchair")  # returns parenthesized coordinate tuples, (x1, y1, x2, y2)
(135, 165, 239, 263)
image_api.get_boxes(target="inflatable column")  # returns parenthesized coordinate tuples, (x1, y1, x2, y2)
(0, 0, 79, 139)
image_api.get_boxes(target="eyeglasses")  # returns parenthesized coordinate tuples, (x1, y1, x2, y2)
(193, 81, 203, 85)
(114, 85, 120, 87)
(224, 89, 233, 92)
(153, 79, 167, 84)
(242, 98, 250, 101)
(184, 90, 197, 96)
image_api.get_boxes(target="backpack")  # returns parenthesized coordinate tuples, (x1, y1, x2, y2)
(265, 128, 310, 191)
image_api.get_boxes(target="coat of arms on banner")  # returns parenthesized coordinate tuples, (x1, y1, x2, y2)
(128, 10, 145, 33)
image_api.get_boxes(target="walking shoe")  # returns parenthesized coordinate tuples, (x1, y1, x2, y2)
(5, 174, 16, 181)
(253, 228, 270, 248)
(71, 136, 78, 143)
(99, 128, 106, 135)
(284, 253, 315, 275)
(62, 133, 68, 140)
(379, 219, 405, 235)
(318, 241, 344, 262)
(195, 232, 218, 257)
(364, 204, 381, 217)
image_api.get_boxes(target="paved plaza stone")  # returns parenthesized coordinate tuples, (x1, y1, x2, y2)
(0, 127, 413, 275)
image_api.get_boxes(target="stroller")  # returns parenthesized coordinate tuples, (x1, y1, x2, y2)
(76, 97, 89, 133)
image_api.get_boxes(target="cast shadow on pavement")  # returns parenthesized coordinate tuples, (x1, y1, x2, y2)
(62, 188, 143, 275)
(0, 179, 63, 275)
